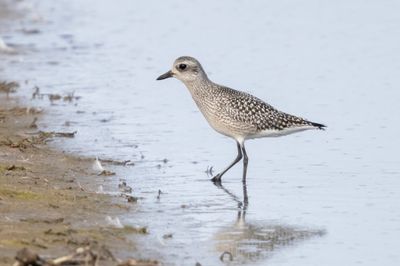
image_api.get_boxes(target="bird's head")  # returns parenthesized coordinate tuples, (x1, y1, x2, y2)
(157, 56, 207, 83)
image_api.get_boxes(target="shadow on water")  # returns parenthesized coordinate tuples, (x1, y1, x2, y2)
(212, 180, 325, 265)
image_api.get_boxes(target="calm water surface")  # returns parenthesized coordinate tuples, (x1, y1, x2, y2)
(1, 0, 400, 265)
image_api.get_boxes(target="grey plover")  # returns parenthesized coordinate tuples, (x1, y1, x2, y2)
(157, 56, 325, 183)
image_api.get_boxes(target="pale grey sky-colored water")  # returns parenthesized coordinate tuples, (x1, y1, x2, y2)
(1, 0, 400, 265)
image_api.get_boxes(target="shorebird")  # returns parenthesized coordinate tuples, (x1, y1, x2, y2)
(157, 56, 325, 183)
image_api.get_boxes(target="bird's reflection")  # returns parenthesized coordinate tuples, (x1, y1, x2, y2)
(212, 181, 325, 265)
(213, 180, 248, 224)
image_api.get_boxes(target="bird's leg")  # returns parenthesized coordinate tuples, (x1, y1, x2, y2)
(241, 143, 248, 184)
(239, 181, 248, 222)
(242, 177, 249, 209)
(211, 141, 242, 183)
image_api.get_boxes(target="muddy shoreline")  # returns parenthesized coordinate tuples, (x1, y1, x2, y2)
(0, 92, 156, 265)
(0, 2, 156, 265)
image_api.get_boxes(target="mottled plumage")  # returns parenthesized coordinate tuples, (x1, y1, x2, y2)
(157, 56, 325, 183)
(199, 84, 324, 137)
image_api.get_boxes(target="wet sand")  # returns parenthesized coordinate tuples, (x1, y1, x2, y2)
(0, 93, 156, 265)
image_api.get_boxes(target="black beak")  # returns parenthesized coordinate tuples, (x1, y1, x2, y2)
(156, 70, 173, 80)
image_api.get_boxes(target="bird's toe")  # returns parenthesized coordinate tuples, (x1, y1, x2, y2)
(211, 174, 222, 183)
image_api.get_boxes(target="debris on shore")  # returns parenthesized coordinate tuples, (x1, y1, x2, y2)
(13, 246, 159, 266)
(31, 86, 82, 103)
(0, 81, 19, 96)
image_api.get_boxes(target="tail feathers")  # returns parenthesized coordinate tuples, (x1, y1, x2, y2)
(310, 121, 326, 130)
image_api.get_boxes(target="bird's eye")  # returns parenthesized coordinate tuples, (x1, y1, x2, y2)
(178, 64, 187, 70)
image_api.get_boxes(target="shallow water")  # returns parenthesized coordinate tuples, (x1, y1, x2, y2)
(2, 0, 400, 265)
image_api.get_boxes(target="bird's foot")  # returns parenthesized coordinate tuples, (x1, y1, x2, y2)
(211, 173, 222, 184)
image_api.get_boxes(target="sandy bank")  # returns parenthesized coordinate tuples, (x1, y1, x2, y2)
(0, 91, 156, 265)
